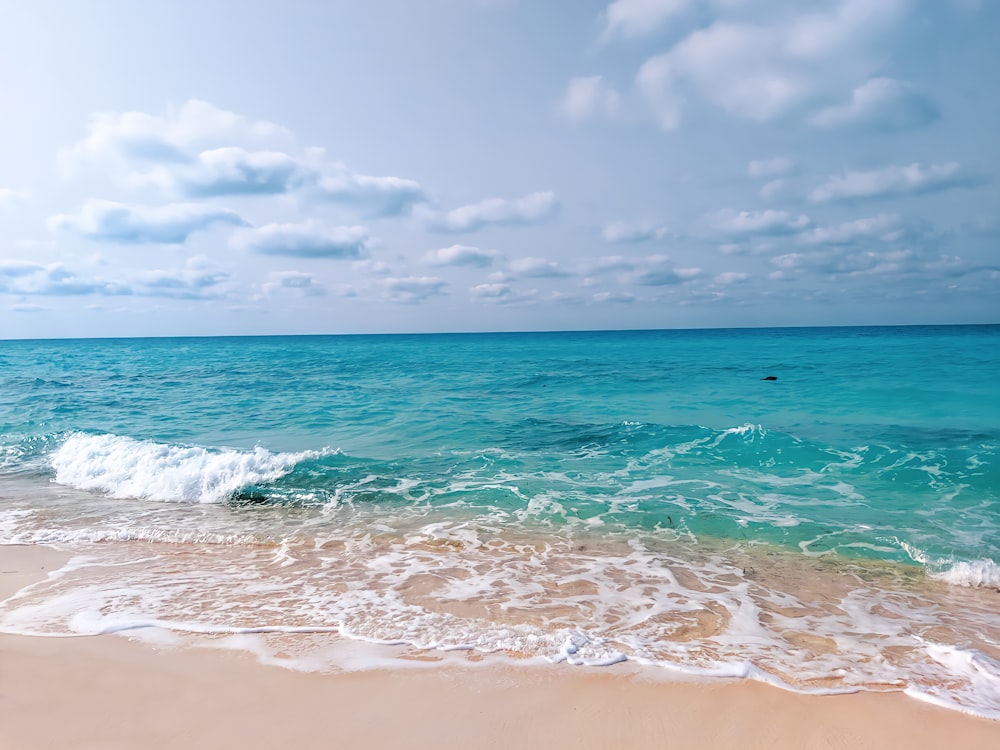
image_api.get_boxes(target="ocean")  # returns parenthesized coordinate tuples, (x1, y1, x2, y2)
(1, 326, 998, 717)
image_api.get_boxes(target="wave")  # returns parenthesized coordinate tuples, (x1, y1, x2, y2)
(896, 539, 1000, 589)
(50, 433, 332, 504)
(931, 559, 1000, 589)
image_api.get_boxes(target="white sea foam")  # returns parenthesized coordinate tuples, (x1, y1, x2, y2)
(3, 511, 1000, 720)
(897, 539, 1000, 589)
(905, 644, 1000, 720)
(50, 433, 329, 504)
(931, 559, 1000, 589)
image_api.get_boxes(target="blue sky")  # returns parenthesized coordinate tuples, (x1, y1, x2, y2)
(1, 0, 998, 338)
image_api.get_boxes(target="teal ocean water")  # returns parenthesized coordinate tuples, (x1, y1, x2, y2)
(1, 326, 999, 716)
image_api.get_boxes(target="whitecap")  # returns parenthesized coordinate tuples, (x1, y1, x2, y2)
(50, 432, 331, 504)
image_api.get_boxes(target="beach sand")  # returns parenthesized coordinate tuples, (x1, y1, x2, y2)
(2, 544, 998, 750)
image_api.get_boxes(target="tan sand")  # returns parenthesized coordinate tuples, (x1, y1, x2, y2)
(1, 544, 998, 750)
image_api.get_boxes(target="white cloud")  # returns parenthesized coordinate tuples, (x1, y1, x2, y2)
(592, 291, 636, 303)
(262, 271, 326, 297)
(0, 261, 43, 279)
(49, 199, 247, 244)
(602, 220, 669, 243)
(135, 147, 305, 197)
(353, 259, 393, 276)
(809, 162, 981, 203)
(231, 221, 369, 258)
(799, 214, 904, 245)
(630, 255, 704, 285)
(635, 0, 909, 129)
(0, 262, 115, 296)
(602, 0, 695, 40)
(422, 244, 500, 268)
(714, 271, 751, 284)
(558, 76, 623, 121)
(10, 303, 47, 313)
(380, 276, 448, 303)
(759, 179, 787, 200)
(0, 258, 231, 299)
(509, 257, 570, 278)
(60, 99, 291, 175)
(811, 77, 939, 131)
(311, 166, 426, 217)
(424, 191, 558, 233)
(470, 282, 514, 301)
(767, 245, 1000, 284)
(62, 102, 426, 217)
(133, 259, 232, 299)
(136, 147, 425, 216)
(585, 255, 641, 274)
(747, 157, 795, 179)
(0, 188, 31, 206)
(703, 208, 811, 236)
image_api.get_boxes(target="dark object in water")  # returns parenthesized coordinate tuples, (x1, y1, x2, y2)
(228, 488, 270, 506)
(761, 376, 778, 381)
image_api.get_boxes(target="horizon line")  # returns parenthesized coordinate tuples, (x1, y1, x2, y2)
(2, 321, 998, 344)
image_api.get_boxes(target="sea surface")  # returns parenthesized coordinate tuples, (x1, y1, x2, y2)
(1, 326, 999, 717)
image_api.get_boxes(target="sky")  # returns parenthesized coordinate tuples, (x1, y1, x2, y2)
(1, 0, 998, 338)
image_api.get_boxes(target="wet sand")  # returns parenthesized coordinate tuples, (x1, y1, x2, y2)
(2, 544, 998, 750)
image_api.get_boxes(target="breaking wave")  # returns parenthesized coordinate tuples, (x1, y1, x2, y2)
(51, 433, 331, 504)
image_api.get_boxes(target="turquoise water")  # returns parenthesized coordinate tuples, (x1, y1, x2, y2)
(1, 326, 999, 715)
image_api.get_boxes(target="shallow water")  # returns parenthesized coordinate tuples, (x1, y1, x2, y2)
(1, 327, 998, 717)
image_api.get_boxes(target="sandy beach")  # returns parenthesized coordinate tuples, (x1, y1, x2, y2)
(2, 544, 997, 750)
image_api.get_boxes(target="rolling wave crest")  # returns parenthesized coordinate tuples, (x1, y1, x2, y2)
(51, 433, 330, 504)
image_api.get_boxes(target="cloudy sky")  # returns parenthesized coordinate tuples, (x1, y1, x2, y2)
(1, 0, 998, 338)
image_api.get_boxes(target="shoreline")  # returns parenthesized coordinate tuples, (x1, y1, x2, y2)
(2, 544, 999, 749)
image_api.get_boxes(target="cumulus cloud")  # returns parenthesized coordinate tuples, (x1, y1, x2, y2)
(811, 77, 939, 131)
(135, 147, 305, 197)
(136, 147, 425, 216)
(759, 179, 788, 201)
(231, 221, 369, 258)
(0, 261, 42, 279)
(0, 188, 31, 206)
(424, 191, 558, 233)
(558, 76, 623, 121)
(469, 283, 523, 304)
(602, 0, 696, 40)
(422, 244, 500, 268)
(584, 255, 642, 274)
(591, 291, 636, 304)
(353, 259, 393, 276)
(60, 99, 291, 174)
(508, 257, 570, 278)
(635, 0, 909, 129)
(49, 199, 247, 244)
(262, 271, 326, 297)
(310, 165, 426, 217)
(628, 255, 703, 285)
(809, 162, 983, 203)
(799, 214, 905, 245)
(0, 258, 232, 300)
(133, 259, 232, 300)
(380, 276, 448, 303)
(703, 208, 811, 236)
(602, 221, 669, 243)
(747, 157, 795, 179)
(62, 101, 426, 217)
(769, 246, 999, 284)
(0, 261, 126, 296)
(714, 271, 751, 284)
